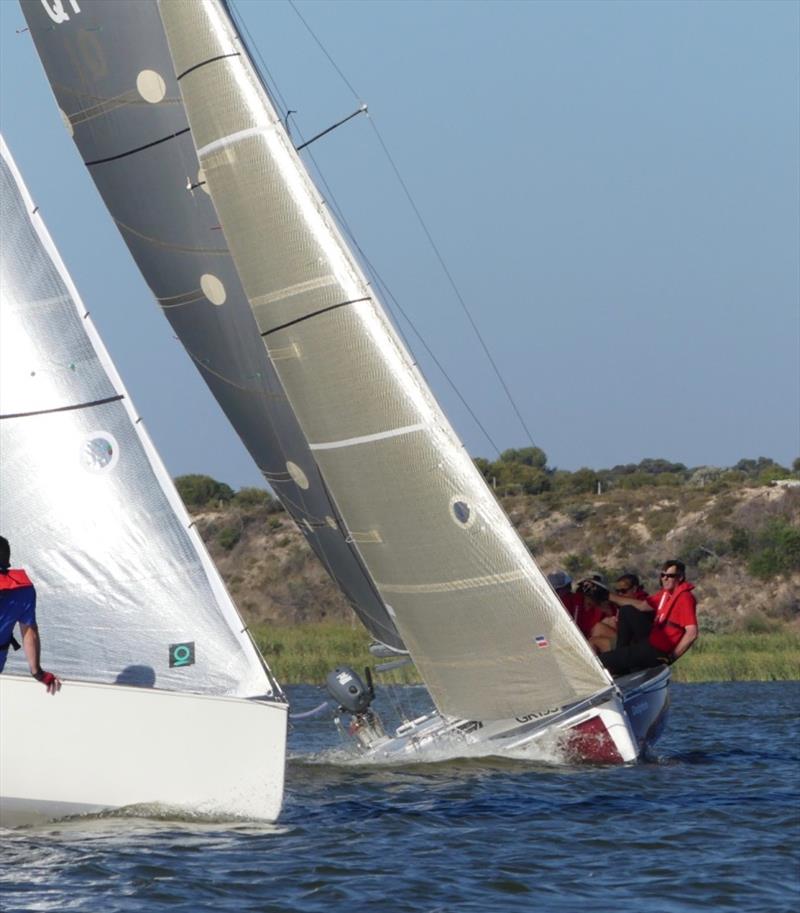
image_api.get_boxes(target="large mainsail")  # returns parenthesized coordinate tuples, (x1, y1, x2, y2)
(152, 0, 613, 721)
(0, 134, 272, 698)
(19, 0, 403, 651)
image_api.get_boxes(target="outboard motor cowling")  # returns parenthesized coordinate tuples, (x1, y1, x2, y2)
(325, 666, 373, 714)
(325, 666, 387, 752)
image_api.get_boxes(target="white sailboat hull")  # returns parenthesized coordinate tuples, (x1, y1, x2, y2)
(0, 676, 288, 826)
(353, 667, 670, 765)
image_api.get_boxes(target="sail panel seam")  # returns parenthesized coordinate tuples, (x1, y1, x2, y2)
(176, 52, 242, 82)
(260, 297, 369, 337)
(310, 423, 426, 452)
(251, 275, 339, 306)
(197, 125, 269, 158)
(114, 218, 228, 255)
(85, 128, 191, 167)
(1, 394, 124, 420)
(376, 569, 528, 594)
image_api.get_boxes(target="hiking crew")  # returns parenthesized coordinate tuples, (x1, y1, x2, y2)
(599, 560, 698, 676)
(0, 536, 61, 693)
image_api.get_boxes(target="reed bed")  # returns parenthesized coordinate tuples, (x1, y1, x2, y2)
(672, 632, 800, 682)
(252, 624, 800, 685)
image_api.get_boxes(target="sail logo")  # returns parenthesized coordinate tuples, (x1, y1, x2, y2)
(40, 0, 81, 25)
(534, 635, 549, 649)
(169, 642, 195, 668)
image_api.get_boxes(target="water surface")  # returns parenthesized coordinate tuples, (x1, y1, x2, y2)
(2, 682, 798, 912)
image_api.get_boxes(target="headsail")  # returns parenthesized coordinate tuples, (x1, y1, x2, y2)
(154, 0, 613, 721)
(0, 134, 272, 698)
(19, 0, 404, 652)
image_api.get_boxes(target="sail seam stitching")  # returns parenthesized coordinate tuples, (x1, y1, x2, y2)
(197, 126, 269, 158)
(309, 423, 426, 451)
(85, 128, 191, 167)
(0, 394, 124, 420)
(375, 569, 528, 594)
(176, 53, 242, 81)
(260, 297, 370, 336)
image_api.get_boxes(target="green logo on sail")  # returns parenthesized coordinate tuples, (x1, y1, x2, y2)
(169, 642, 195, 668)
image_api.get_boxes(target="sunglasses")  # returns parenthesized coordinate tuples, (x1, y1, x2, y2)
(661, 572, 680, 579)
(615, 587, 632, 594)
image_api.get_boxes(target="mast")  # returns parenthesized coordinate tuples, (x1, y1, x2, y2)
(156, 0, 612, 720)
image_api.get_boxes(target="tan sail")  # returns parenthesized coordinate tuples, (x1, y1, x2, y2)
(158, 0, 611, 720)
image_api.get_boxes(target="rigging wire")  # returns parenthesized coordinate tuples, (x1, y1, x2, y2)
(227, 0, 501, 458)
(286, 0, 538, 453)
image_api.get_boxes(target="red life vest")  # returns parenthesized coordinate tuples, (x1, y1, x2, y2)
(0, 569, 33, 591)
(647, 582, 697, 653)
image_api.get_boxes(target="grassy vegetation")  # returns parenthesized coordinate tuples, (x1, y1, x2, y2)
(251, 623, 419, 685)
(252, 623, 800, 685)
(672, 632, 800, 682)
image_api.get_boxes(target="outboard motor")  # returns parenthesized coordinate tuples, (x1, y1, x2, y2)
(325, 666, 386, 751)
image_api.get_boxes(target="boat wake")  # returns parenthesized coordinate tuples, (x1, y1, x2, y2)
(4, 803, 290, 832)
(291, 733, 570, 770)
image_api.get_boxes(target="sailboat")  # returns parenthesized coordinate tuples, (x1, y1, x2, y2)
(20, 0, 670, 765)
(0, 135, 288, 826)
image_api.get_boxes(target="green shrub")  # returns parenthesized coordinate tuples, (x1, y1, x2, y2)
(218, 526, 241, 551)
(747, 518, 800, 579)
(740, 609, 780, 634)
(233, 487, 272, 508)
(564, 553, 594, 576)
(175, 474, 234, 507)
(729, 527, 750, 556)
(498, 446, 547, 469)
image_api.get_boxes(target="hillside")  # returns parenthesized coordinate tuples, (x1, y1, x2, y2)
(190, 480, 800, 634)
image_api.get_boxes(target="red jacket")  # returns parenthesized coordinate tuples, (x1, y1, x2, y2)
(646, 582, 697, 653)
(559, 591, 604, 637)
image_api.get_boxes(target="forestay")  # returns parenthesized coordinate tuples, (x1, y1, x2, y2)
(20, 0, 403, 652)
(157, 0, 612, 720)
(0, 136, 270, 698)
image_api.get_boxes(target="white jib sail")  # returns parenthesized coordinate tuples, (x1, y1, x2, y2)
(0, 134, 273, 698)
(158, 0, 612, 720)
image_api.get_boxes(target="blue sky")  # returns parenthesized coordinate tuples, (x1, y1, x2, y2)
(1, 0, 798, 488)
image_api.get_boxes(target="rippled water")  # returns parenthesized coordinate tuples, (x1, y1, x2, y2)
(2, 682, 799, 912)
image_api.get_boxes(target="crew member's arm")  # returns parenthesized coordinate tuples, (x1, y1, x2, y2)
(20, 622, 61, 694)
(608, 592, 653, 612)
(669, 624, 698, 662)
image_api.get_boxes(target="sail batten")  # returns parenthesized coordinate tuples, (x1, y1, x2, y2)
(157, 0, 612, 721)
(309, 424, 427, 452)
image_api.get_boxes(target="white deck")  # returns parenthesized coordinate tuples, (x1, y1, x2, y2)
(0, 675, 287, 826)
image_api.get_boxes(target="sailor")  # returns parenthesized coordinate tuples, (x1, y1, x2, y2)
(575, 572, 613, 639)
(599, 560, 698, 676)
(0, 536, 61, 693)
(549, 570, 608, 638)
(547, 571, 584, 625)
(588, 573, 648, 653)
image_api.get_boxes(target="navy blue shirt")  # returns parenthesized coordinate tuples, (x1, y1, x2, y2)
(0, 575, 36, 673)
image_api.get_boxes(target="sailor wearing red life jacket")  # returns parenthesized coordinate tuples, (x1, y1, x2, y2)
(600, 560, 698, 676)
(548, 571, 595, 636)
(0, 536, 61, 693)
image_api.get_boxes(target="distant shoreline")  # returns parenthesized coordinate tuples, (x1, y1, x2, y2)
(252, 625, 800, 685)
